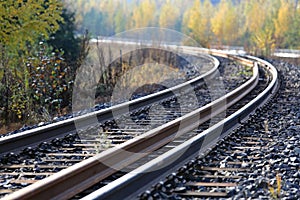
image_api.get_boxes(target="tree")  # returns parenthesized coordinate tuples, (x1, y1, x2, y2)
(243, 0, 267, 34)
(101, 0, 116, 36)
(159, 1, 180, 29)
(0, 0, 63, 123)
(251, 21, 276, 56)
(183, 0, 202, 45)
(81, 8, 104, 36)
(284, 6, 300, 48)
(26, 42, 73, 118)
(114, 4, 127, 34)
(274, 0, 296, 48)
(0, 0, 62, 54)
(238, 0, 277, 55)
(211, 0, 239, 45)
(130, 0, 156, 28)
(183, 0, 213, 47)
(48, 8, 81, 69)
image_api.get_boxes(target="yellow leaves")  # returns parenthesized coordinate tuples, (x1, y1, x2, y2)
(244, 1, 266, 33)
(238, 0, 294, 54)
(276, 174, 281, 195)
(252, 24, 276, 56)
(131, 0, 156, 28)
(183, 0, 212, 47)
(268, 174, 282, 199)
(211, 0, 239, 45)
(159, 1, 179, 29)
(274, 0, 293, 39)
(187, 0, 201, 31)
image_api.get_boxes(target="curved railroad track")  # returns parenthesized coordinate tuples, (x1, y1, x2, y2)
(0, 45, 278, 199)
(77, 49, 278, 200)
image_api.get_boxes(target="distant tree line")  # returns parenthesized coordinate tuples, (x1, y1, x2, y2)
(1, 0, 299, 129)
(66, 0, 300, 55)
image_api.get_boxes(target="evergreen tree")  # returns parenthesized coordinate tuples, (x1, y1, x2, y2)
(48, 8, 81, 68)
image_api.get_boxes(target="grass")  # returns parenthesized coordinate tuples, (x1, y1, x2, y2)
(236, 65, 253, 77)
(0, 123, 23, 135)
(268, 174, 282, 199)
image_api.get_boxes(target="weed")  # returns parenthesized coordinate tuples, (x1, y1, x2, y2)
(95, 130, 112, 154)
(268, 174, 282, 199)
(264, 119, 269, 133)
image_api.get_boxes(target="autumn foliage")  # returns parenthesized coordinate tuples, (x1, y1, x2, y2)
(1, 0, 300, 128)
(66, 0, 300, 54)
(0, 0, 86, 126)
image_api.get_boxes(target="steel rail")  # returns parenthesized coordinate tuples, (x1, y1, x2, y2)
(0, 53, 218, 155)
(82, 52, 278, 200)
(3, 50, 260, 200)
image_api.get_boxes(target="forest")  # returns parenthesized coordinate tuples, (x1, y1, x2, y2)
(0, 0, 299, 132)
(66, 0, 300, 54)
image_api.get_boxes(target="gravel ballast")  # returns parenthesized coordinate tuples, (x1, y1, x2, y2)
(138, 59, 300, 199)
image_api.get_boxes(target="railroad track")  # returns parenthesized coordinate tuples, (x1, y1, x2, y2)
(0, 45, 230, 198)
(154, 58, 300, 200)
(78, 54, 277, 200)
(0, 46, 278, 199)
(0, 50, 218, 155)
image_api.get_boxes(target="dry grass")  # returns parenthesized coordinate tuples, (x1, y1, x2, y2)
(0, 123, 23, 135)
(268, 174, 282, 199)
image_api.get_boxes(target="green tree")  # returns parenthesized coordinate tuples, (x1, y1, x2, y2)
(48, 8, 81, 69)
(0, 0, 63, 123)
(0, 0, 62, 54)
(81, 9, 104, 36)
(114, 4, 127, 34)
(251, 21, 276, 56)
(243, 0, 267, 34)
